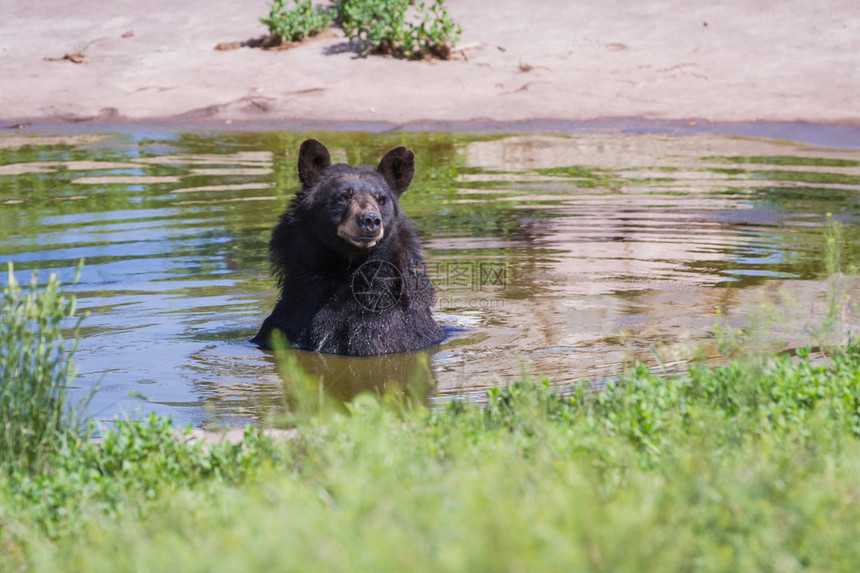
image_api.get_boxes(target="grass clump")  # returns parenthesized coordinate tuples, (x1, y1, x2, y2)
(260, 0, 333, 43)
(0, 263, 85, 472)
(339, 0, 462, 59)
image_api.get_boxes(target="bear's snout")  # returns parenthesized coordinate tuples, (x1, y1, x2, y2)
(359, 212, 382, 233)
(337, 194, 385, 249)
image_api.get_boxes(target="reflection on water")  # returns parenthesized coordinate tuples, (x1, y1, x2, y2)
(1, 130, 859, 427)
(290, 348, 437, 404)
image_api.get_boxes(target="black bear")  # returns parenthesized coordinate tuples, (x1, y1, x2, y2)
(252, 139, 445, 356)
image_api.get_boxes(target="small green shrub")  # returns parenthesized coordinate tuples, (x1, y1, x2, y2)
(338, 0, 461, 59)
(258, 0, 462, 58)
(261, 0, 334, 43)
(0, 263, 86, 472)
(3, 415, 279, 538)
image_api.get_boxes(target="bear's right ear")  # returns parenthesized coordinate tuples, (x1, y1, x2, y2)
(377, 146, 415, 197)
(297, 139, 331, 188)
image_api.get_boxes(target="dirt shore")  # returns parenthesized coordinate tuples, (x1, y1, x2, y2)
(1, 0, 858, 131)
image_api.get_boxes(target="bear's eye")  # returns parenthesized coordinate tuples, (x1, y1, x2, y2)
(338, 189, 353, 202)
(375, 194, 387, 205)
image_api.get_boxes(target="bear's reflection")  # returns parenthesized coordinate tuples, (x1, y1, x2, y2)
(285, 347, 438, 405)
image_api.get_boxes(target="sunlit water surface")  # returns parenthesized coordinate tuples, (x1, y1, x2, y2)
(1, 130, 859, 427)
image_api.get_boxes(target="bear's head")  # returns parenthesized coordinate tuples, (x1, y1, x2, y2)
(297, 139, 415, 255)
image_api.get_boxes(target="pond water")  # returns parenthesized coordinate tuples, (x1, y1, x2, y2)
(1, 129, 859, 427)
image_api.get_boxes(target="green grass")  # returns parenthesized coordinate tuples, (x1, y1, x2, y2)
(5, 340, 860, 570)
(0, 263, 85, 472)
(4, 261, 860, 571)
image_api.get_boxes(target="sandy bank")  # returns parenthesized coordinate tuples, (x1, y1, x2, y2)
(0, 0, 858, 130)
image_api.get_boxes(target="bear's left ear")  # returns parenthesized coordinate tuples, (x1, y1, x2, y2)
(377, 146, 415, 197)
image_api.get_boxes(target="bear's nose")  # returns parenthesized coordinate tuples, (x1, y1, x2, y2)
(359, 212, 382, 233)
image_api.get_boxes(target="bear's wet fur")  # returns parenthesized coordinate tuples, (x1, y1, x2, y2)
(252, 139, 445, 356)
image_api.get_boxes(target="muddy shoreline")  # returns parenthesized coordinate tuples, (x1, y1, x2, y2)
(5, 117, 860, 150)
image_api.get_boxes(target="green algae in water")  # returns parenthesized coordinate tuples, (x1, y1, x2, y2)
(705, 155, 860, 168)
